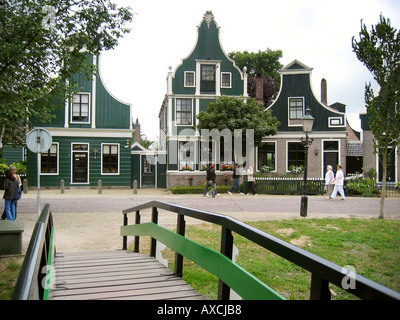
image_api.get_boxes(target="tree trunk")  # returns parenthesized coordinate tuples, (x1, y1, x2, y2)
(379, 148, 387, 219)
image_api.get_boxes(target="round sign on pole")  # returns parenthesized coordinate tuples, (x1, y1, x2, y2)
(25, 128, 53, 217)
(26, 128, 53, 153)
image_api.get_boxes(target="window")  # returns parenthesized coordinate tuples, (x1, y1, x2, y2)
(179, 141, 195, 171)
(185, 72, 195, 87)
(289, 98, 304, 122)
(176, 99, 192, 125)
(41, 144, 58, 174)
(258, 142, 275, 171)
(102, 144, 119, 174)
(287, 142, 305, 170)
(221, 73, 231, 88)
(200, 64, 216, 93)
(71, 93, 90, 123)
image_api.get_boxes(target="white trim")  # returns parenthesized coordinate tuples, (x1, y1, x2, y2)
(376, 146, 398, 183)
(40, 142, 59, 176)
(91, 55, 97, 129)
(287, 96, 305, 127)
(321, 139, 341, 178)
(328, 116, 346, 128)
(44, 127, 133, 138)
(196, 61, 221, 96)
(272, 132, 347, 139)
(221, 72, 232, 88)
(101, 143, 120, 176)
(70, 92, 91, 125)
(64, 79, 69, 128)
(184, 71, 196, 88)
(70, 143, 90, 184)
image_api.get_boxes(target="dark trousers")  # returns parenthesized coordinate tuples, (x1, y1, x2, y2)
(245, 181, 256, 195)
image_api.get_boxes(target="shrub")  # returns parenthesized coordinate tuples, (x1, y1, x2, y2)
(344, 177, 379, 197)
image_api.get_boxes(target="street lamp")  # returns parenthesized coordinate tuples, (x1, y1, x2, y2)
(300, 108, 314, 217)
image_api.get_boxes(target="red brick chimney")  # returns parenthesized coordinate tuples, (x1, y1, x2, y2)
(255, 74, 263, 104)
(321, 78, 327, 105)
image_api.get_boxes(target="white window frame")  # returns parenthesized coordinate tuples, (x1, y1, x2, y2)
(184, 71, 196, 88)
(286, 141, 305, 172)
(70, 92, 91, 124)
(256, 141, 277, 172)
(321, 139, 341, 178)
(101, 143, 120, 176)
(221, 72, 232, 88)
(40, 142, 59, 176)
(288, 97, 305, 127)
(175, 98, 194, 126)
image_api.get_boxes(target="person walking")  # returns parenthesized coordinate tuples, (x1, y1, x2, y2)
(330, 164, 345, 200)
(207, 164, 220, 197)
(245, 165, 257, 196)
(324, 165, 334, 199)
(228, 163, 242, 195)
(3, 169, 18, 221)
(203, 163, 212, 197)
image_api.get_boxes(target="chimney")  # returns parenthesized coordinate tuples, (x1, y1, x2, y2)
(134, 118, 141, 144)
(321, 78, 327, 105)
(255, 74, 263, 104)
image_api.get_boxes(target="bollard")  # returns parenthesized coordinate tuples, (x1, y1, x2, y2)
(60, 179, 65, 194)
(98, 180, 102, 194)
(23, 179, 28, 194)
(133, 180, 137, 194)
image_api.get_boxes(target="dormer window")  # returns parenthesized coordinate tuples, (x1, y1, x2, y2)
(71, 93, 90, 123)
(200, 64, 216, 94)
(288, 97, 304, 126)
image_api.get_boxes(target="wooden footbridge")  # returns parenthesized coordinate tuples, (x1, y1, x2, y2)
(12, 202, 400, 300)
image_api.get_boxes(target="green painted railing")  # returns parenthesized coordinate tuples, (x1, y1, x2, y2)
(122, 201, 400, 300)
(12, 204, 55, 300)
(121, 222, 284, 300)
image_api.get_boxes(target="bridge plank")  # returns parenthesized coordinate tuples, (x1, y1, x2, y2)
(50, 250, 205, 300)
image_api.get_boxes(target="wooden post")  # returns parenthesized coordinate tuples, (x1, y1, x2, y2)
(218, 226, 233, 300)
(60, 179, 65, 194)
(122, 213, 128, 250)
(174, 214, 185, 277)
(98, 180, 102, 194)
(150, 207, 158, 257)
(23, 179, 28, 194)
(133, 180, 137, 194)
(134, 210, 141, 253)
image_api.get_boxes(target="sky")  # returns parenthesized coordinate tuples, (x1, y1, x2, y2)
(99, 0, 400, 141)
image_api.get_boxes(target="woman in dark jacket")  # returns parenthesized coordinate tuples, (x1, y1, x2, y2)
(3, 169, 18, 221)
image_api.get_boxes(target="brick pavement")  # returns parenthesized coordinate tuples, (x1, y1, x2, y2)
(2, 188, 399, 253)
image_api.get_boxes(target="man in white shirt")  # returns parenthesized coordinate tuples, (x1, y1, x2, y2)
(330, 164, 345, 200)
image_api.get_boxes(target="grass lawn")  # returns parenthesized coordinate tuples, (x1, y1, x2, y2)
(131, 218, 400, 300)
(0, 256, 23, 300)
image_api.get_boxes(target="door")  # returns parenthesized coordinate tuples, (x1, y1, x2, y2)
(142, 155, 155, 188)
(323, 152, 338, 175)
(73, 152, 88, 183)
(379, 149, 396, 183)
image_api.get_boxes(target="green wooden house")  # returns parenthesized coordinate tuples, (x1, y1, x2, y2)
(261, 60, 349, 178)
(158, 11, 248, 187)
(27, 54, 134, 188)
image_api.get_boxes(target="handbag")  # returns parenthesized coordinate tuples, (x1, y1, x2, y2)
(16, 180, 22, 201)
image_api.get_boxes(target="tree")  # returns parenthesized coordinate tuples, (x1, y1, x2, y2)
(229, 49, 283, 106)
(197, 96, 280, 165)
(352, 14, 400, 219)
(0, 0, 134, 146)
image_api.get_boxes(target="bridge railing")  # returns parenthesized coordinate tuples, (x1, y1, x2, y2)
(12, 204, 55, 300)
(122, 200, 400, 300)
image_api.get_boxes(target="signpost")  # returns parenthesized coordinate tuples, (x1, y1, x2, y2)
(26, 128, 52, 216)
